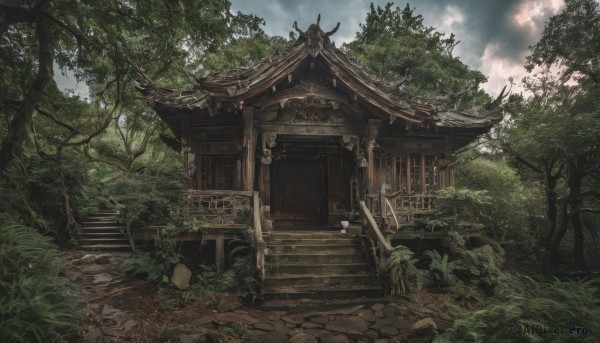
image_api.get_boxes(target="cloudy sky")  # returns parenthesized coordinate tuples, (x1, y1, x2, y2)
(230, 0, 565, 96)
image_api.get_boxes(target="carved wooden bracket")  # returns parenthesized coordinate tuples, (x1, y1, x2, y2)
(342, 135, 356, 151)
(260, 133, 277, 165)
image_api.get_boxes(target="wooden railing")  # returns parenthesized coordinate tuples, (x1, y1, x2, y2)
(179, 190, 253, 225)
(367, 189, 437, 228)
(359, 200, 394, 272)
(179, 190, 266, 279)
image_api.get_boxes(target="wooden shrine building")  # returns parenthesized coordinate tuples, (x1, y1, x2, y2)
(136, 17, 504, 230)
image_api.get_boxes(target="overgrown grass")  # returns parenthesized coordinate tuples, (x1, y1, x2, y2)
(0, 221, 81, 342)
(435, 275, 600, 342)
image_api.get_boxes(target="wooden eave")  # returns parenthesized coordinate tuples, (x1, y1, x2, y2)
(136, 19, 504, 140)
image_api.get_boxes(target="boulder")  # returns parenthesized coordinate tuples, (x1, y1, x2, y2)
(410, 317, 437, 331)
(214, 312, 259, 326)
(406, 317, 438, 342)
(289, 332, 318, 343)
(171, 263, 192, 290)
(257, 331, 289, 343)
(473, 244, 504, 266)
(94, 255, 111, 264)
(218, 295, 241, 312)
(330, 316, 368, 332)
(379, 325, 399, 337)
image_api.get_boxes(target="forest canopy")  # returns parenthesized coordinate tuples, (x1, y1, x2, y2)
(1, 0, 599, 341)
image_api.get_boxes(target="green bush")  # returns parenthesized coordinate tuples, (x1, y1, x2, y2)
(454, 250, 504, 291)
(386, 245, 422, 295)
(435, 276, 600, 342)
(424, 250, 458, 287)
(104, 162, 186, 229)
(454, 157, 541, 241)
(124, 230, 181, 284)
(0, 221, 81, 342)
(435, 187, 492, 224)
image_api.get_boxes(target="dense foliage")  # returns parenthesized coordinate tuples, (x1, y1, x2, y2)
(0, 220, 81, 342)
(489, 0, 600, 269)
(1, 0, 599, 341)
(343, 2, 490, 106)
(454, 157, 541, 242)
(435, 275, 600, 342)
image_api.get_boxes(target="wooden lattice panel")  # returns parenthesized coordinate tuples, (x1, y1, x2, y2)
(180, 191, 252, 226)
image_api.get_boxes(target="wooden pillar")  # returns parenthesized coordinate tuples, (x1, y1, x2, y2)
(421, 152, 426, 194)
(367, 119, 382, 195)
(242, 107, 255, 191)
(215, 236, 225, 274)
(258, 163, 270, 211)
(407, 154, 411, 193)
(443, 136, 454, 187)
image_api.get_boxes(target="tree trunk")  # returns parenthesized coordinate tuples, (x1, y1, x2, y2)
(567, 160, 586, 270)
(0, 7, 53, 172)
(570, 210, 586, 270)
(549, 201, 569, 263)
(543, 177, 558, 241)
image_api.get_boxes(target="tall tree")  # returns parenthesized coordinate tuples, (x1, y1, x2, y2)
(500, 0, 600, 269)
(0, 0, 264, 172)
(0, 0, 265, 236)
(343, 2, 490, 106)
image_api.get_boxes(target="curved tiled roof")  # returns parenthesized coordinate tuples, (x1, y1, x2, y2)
(136, 18, 504, 132)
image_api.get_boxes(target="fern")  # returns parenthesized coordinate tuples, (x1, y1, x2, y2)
(424, 250, 458, 287)
(0, 220, 81, 342)
(124, 230, 181, 284)
(386, 245, 421, 295)
(435, 275, 600, 342)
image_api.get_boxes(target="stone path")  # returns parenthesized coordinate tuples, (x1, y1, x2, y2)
(185, 301, 451, 342)
(62, 251, 453, 343)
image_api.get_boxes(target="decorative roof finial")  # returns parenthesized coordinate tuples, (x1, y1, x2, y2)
(293, 14, 340, 57)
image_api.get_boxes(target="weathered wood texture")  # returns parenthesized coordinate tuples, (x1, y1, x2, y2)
(136, 17, 504, 138)
(253, 192, 266, 280)
(359, 200, 393, 271)
(368, 192, 437, 225)
(179, 190, 253, 226)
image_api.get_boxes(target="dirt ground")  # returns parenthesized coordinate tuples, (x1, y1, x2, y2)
(60, 251, 456, 343)
(61, 251, 230, 342)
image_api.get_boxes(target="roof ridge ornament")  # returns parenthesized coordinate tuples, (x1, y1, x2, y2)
(293, 14, 340, 57)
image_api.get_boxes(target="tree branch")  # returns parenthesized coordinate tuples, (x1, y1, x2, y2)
(569, 208, 600, 215)
(35, 106, 79, 133)
(83, 145, 130, 173)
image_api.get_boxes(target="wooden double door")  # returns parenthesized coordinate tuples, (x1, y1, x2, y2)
(270, 159, 326, 227)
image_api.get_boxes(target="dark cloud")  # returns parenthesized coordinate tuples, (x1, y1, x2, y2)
(230, 0, 563, 95)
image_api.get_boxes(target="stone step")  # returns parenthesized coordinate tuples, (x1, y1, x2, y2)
(80, 226, 123, 232)
(266, 263, 372, 275)
(261, 230, 382, 300)
(79, 238, 129, 245)
(78, 244, 131, 252)
(96, 210, 119, 214)
(266, 244, 359, 254)
(265, 253, 366, 264)
(262, 284, 384, 300)
(264, 238, 356, 245)
(81, 219, 119, 226)
(263, 273, 378, 288)
(80, 232, 125, 237)
(266, 232, 351, 239)
(84, 215, 118, 220)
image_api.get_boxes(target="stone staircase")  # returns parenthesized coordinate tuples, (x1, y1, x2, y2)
(262, 231, 384, 300)
(78, 210, 130, 252)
